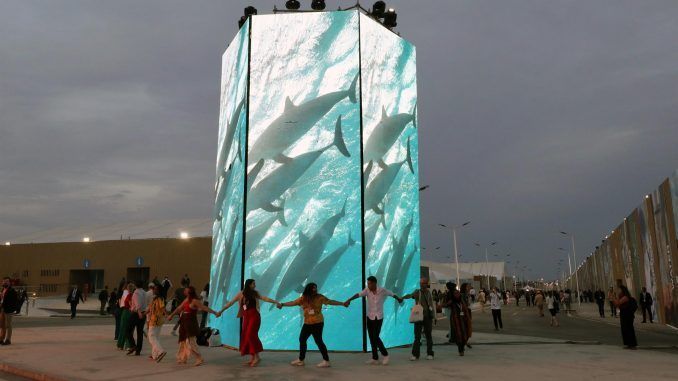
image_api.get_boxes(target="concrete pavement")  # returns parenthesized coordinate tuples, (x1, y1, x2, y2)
(2, 304, 677, 380)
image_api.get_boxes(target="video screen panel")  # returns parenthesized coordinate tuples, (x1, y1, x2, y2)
(360, 13, 420, 349)
(208, 19, 249, 348)
(653, 184, 678, 326)
(246, 11, 363, 350)
(639, 199, 660, 321)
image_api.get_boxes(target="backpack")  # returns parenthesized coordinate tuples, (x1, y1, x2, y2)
(627, 297, 638, 313)
(196, 327, 212, 346)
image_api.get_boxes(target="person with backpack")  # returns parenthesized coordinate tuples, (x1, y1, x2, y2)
(612, 284, 637, 349)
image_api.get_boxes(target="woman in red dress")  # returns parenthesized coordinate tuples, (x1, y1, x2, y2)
(220, 279, 280, 367)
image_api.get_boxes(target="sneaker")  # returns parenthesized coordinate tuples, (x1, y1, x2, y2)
(365, 359, 379, 365)
(316, 360, 331, 368)
(426, 355, 434, 360)
(409, 356, 418, 361)
(381, 356, 389, 365)
(290, 359, 304, 366)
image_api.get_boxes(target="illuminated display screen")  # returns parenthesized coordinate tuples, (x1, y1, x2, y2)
(210, 10, 419, 351)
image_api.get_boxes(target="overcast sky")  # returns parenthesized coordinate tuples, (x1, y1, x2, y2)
(1, 1, 677, 280)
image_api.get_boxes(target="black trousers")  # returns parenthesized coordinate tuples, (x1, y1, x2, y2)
(412, 317, 434, 358)
(492, 309, 503, 329)
(597, 301, 605, 317)
(299, 323, 329, 361)
(366, 317, 388, 360)
(609, 301, 617, 317)
(641, 305, 653, 322)
(70, 302, 78, 318)
(126, 312, 146, 355)
(620, 314, 637, 347)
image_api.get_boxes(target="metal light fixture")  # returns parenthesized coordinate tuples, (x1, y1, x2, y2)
(383, 8, 397, 28)
(285, 0, 301, 10)
(180, 232, 190, 239)
(372, 1, 386, 18)
(311, 0, 326, 10)
(239, 6, 258, 29)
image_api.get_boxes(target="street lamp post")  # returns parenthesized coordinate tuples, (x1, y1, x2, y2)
(474, 241, 497, 290)
(560, 231, 581, 310)
(438, 221, 471, 287)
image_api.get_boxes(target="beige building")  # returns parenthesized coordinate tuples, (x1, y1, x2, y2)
(0, 220, 212, 296)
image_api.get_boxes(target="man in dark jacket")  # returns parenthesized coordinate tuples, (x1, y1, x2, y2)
(594, 289, 605, 317)
(98, 286, 109, 315)
(0, 277, 18, 345)
(639, 287, 653, 323)
(67, 285, 85, 319)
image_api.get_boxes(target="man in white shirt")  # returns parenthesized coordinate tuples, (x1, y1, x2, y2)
(345, 276, 402, 365)
(126, 281, 148, 356)
(469, 287, 476, 303)
(490, 287, 503, 330)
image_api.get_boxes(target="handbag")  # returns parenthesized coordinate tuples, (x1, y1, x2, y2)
(409, 292, 424, 323)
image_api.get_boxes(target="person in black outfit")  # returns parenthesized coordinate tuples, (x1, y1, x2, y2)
(594, 289, 605, 317)
(612, 285, 637, 349)
(1, 277, 18, 345)
(639, 287, 653, 323)
(98, 286, 109, 315)
(67, 285, 85, 319)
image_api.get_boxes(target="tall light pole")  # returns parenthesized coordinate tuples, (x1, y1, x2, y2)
(560, 231, 581, 309)
(558, 248, 572, 278)
(474, 241, 497, 289)
(438, 221, 471, 287)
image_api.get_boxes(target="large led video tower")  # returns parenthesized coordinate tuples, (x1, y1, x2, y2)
(209, 10, 420, 351)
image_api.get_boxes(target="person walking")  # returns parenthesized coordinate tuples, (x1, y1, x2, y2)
(0, 277, 18, 345)
(490, 287, 503, 331)
(145, 283, 167, 363)
(402, 277, 435, 361)
(607, 287, 617, 317)
(535, 290, 544, 317)
(109, 288, 121, 340)
(279, 283, 347, 368)
(613, 285, 638, 349)
(469, 287, 476, 303)
(546, 291, 559, 327)
(161, 276, 172, 300)
(594, 289, 605, 318)
(345, 276, 402, 365)
(98, 286, 109, 315)
(67, 284, 84, 319)
(478, 289, 486, 313)
(200, 283, 209, 329)
(126, 281, 148, 356)
(168, 286, 219, 366)
(220, 279, 280, 367)
(444, 283, 471, 356)
(117, 283, 134, 350)
(639, 287, 653, 323)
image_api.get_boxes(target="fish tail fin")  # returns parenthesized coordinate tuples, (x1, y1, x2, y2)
(274, 154, 293, 164)
(247, 159, 265, 192)
(405, 137, 414, 174)
(411, 103, 417, 128)
(348, 72, 359, 103)
(348, 232, 357, 247)
(333, 116, 350, 157)
(276, 198, 288, 226)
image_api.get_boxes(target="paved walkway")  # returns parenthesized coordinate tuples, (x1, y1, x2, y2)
(1, 320, 677, 381)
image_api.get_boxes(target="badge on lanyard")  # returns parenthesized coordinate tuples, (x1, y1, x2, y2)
(309, 309, 315, 315)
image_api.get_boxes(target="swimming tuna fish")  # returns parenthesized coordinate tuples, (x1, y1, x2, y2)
(274, 200, 347, 301)
(364, 213, 386, 256)
(364, 137, 414, 215)
(217, 216, 241, 293)
(363, 104, 416, 164)
(248, 73, 358, 163)
(216, 97, 245, 180)
(247, 116, 349, 214)
(309, 233, 356, 291)
(384, 217, 414, 290)
(394, 244, 418, 321)
(245, 200, 287, 258)
(250, 247, 292, 295)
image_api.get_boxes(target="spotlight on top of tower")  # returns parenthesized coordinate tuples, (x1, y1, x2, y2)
(371, 1, 386, 18)
(311, 0, 326, 11)
(285, 0, 301, 10)
(383, 8, 397, 28)
(244, 6, 258, 17)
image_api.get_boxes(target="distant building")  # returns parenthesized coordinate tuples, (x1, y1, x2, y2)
(0, 219, 212, 296)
